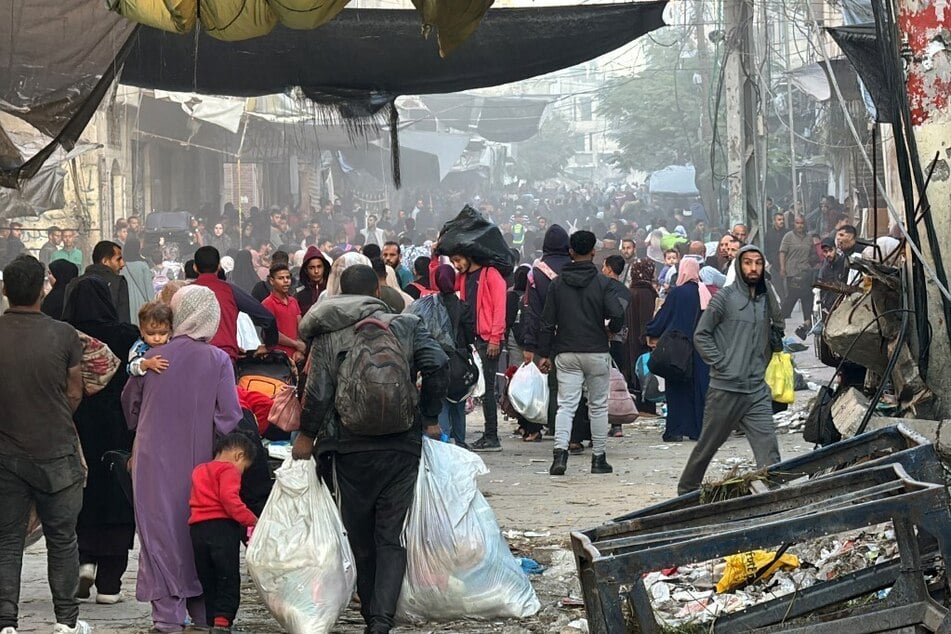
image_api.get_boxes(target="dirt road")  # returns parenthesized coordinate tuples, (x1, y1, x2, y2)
(15, 347, 830, 633)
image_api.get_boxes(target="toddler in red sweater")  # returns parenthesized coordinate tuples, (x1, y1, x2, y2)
(189, 433, 259, 633)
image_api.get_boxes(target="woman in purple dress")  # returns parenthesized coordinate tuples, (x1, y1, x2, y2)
(122, 285, 242, 632)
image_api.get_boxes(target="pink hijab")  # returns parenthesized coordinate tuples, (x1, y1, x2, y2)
(677, 257, 711, 310)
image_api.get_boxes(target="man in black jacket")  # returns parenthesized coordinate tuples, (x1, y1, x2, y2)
(62, 241, 131, 323)
(537, 231, 625, 476)
(291, 265, 448, 634)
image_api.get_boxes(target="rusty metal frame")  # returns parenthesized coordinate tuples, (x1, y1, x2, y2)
(605, 425, 940, 527)
(571, 464, 951, 633)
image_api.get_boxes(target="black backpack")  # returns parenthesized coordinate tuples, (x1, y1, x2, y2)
(335, 317, 418, 436)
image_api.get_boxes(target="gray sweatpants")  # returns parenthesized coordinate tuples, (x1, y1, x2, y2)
(677, 384, 781, 495)
(554, 352, 611, 455)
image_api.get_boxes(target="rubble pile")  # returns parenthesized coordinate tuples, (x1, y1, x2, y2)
(643, 524, 902, 628)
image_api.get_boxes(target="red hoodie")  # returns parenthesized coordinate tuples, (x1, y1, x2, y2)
(189, 461, 257, 527)
(429, 258, 507, 345)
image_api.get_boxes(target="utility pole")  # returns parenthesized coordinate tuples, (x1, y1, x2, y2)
(722, 0, 759, 230)
(784, 17, 798, 216)
(693, 0, 718, 227)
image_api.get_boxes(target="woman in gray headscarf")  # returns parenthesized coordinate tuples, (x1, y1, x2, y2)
(121, 285, 242, 632)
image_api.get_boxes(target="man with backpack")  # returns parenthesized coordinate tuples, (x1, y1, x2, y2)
(291, 264, 448, 634)
(520, 225, 572, 441)
(536, 231, 625, 476)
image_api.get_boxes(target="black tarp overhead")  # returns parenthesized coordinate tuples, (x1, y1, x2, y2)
(0, 1, 137, 187)
(2, 0, 668, 189)
(120, 3, 668, 108)
(827, 24, 895, 122)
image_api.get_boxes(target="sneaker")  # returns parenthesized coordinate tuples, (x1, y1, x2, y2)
(77, 564, 96, 600)
(470, 435, 502, 452)
(549, 449, 568, 476)
(1, 626, 18, 634)
(96, 593, 121, 604)
(52, 621, 91, 634)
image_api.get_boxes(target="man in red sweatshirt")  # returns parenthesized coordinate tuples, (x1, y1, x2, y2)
(430, 250, 507, 451)
(192, 246, 278, 359)
(188, 433, 258, 633)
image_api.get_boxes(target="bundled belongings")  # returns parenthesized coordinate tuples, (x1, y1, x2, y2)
(397, 438, 541, 622)
(436, 205, 516, 277)
(246, 458, 356, 634)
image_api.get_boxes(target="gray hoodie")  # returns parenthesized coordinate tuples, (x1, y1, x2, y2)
(694, 245, 782, 393)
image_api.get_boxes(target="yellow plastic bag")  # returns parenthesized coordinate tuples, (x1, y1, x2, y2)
(766, 352, 795, 404)
(715, 550, 800, 593)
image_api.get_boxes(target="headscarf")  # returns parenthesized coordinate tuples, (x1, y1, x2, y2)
(323, 251, 370, 298)
(220, 256, 235, 275)
(629, 258, 656, 286)
(65, 276, 139, 363)
(123, 236, 144, 262)
(435, 264, 457, 294)
(676, 257, 711, 309)
(231, 250, 259, 293)
(41, 260, 80, 320)
(64, 276, 118, 330)
(171, 284, 220, 341)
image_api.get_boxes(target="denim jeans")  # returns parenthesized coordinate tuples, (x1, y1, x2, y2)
(438, 400, 467, 445)
(0, 456, 84, 629)
(553, 352, 611, 455)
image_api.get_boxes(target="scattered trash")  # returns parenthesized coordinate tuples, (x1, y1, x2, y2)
(516, 557, 546, 575)
(559, 596, 585, 608)
(565, 617, 589, 632)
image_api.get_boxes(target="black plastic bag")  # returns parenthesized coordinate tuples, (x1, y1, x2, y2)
(436, 205, 515, 277)
(802, 385, 841, 446)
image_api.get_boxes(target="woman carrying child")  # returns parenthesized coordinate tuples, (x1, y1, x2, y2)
(122, 285, 242, 633)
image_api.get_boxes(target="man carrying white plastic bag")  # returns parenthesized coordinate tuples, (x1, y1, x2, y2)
(290, 264, 450, 634)
(396, 438, 541, 623)
(245, 458, 355, 634)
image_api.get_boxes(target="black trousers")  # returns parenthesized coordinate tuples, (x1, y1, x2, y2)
(475, 340, 500, 438)
(782, 280, 813, 323)
(190, 519, 243, 627)
(336, 451, 419, 632)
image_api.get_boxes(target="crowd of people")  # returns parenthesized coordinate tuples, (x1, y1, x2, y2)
(0, 181, 881, 634)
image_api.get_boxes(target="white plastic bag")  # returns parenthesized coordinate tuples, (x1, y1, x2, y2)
(246, 458, 355, 634)
(507, 362, 549, 424)
(236, 311, 262, 352)
(470, 347, 485, 399)
(396, 438, 540, 623)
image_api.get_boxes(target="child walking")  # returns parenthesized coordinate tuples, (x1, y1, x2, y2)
(188, 433, 259, 633)
(128, 302, 172, 376)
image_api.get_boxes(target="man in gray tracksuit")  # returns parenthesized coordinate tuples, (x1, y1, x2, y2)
(678, 244, 784, 494)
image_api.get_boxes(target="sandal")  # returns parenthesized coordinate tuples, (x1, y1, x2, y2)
(568, 442, 585, 455)
(522, 431, 543, 442)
